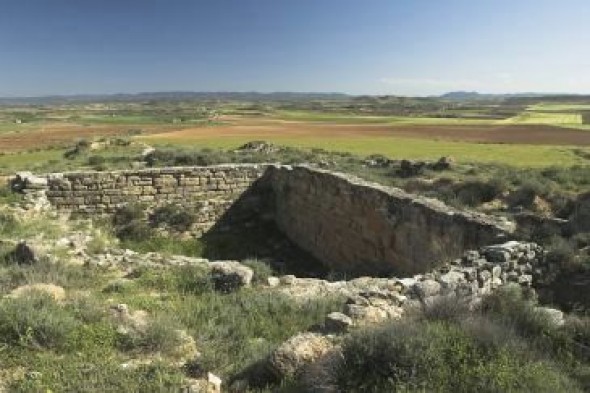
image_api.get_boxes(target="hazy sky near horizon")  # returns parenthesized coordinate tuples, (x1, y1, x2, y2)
(0, 0, 589, 96)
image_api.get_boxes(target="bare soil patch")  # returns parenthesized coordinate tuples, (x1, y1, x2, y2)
(0, 123, 177, 151)
(145, 118, 590, 146)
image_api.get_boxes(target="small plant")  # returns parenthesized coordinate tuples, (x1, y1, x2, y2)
(0, 291, 79, 350)
(150, 204, 196, 232)
(241, 258, 274, 284)
(453, 179, 506, 207)
(112, 204, 152, 241)
(64, 139, 91, 159)
(117, 314, 183, 355)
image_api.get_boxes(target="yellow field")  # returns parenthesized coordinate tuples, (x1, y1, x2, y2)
(502, 111, 582, 125)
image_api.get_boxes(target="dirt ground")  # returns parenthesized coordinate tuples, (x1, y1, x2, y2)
(144, 118, 590, 146)
(1, 117, 590, 152)
(0, 123, 172, 151)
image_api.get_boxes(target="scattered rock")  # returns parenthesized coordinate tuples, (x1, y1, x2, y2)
(536, 307, 565, 327)
(268, 333, 335, 379)
(412, 279, 441, 299)
(186, 372, 222, 393)
(267, 276, 280, 287)
(280, 275, 297, 285)
(110, 303, 149, 334)
(209, 261, 254, 292)
(344, 304, 388, 325)
(324, 312, 353, 333)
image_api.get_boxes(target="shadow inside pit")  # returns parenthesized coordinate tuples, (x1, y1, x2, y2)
(200, 175, 329, 278)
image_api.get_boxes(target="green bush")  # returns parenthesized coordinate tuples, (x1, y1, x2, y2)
(115, 220, 152, 242)
(242, 258, 274, 284)
(0, 211, 17, 232)
(0, 292, 79, 350)
(545, 238, 579, 272)
(0, 185, 23, 204)
(453, 179, 506, 206)
(112, 203, 146, 227)
(150, 204, 196, 232)
(479, 285, 555, 339)
(332, 319, 579, 393)
(509, 180, 545, 209)
(64, 139, 91, 159)
(117, 314, 183, 355)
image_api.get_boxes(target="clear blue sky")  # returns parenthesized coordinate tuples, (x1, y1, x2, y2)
(1, 0, 589, 96)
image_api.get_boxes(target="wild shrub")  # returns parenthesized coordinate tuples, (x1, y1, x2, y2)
(63, 139, 90, 159)
(241, 258, 274, 284)
(112, 204, 152, 241)
(117, 314, 183, 355)
(571, 193, 590, 232)
(453, 179, 506, 206)
(112, 203, 145, 227)
(508, 180, 545, 209)
(174, 265, 214, 295)
(333, 319, 579, 393)
(419, 295, 471, 323)
(0, 211, 17, 232)
(0, 185, 22, 204)
(0, 291, 79, 350)
(150, 204, 196, 232)
(0, 258, 105, 295)
(479, 284, 556, 339)
(545, 238, 579, 272)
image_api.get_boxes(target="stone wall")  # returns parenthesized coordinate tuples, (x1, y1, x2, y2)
(267, 166, 514, 276)
(13, 164, 516, 276)
(12, 165, 269, 235)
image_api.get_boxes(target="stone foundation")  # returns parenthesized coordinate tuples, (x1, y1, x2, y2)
(12, 164, 515, 276)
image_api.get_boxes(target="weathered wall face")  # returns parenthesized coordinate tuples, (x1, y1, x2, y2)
(13, 164, 514, 276)
(13, 165, 269, 235)
(267, 166, 513, 276)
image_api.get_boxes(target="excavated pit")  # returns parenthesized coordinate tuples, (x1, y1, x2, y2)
(11, 164, 515, 277)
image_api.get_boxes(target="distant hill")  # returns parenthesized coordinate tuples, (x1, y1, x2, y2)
(439, 91, 555, 101)
(0, 91, 351, 105)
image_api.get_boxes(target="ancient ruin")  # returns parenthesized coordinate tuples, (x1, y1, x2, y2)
(13, 164, 515, 276)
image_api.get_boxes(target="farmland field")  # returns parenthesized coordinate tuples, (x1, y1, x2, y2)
(1, 97, 590, 169)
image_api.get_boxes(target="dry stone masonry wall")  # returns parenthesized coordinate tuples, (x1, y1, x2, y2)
(12, 164, 517, 276)
(12, 165, 269, 235)
(267, 166, 514, 276)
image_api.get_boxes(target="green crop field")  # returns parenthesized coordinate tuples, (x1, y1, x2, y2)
(274, 110, 493, 125)
(142, 134, 590, 168)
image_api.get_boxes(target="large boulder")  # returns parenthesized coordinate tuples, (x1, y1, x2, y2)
(209, 261, 253, 292)
(324, 312, 354, 333)
(268, 333, 335, 380)
(412, 279, 442, 299)
(536, 307, 565, 327)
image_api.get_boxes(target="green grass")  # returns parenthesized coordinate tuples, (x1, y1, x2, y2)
(0, 149, 64, 174)
(0, 122, 38, 135)
(142, 135, 590, 167)
(273, 110, 493, 125)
